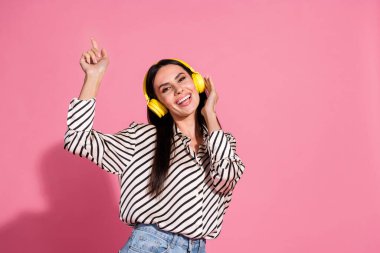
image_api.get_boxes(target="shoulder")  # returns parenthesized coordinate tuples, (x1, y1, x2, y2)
(128, 121, 156, 130)
(115, 121, 156, 135)
(114, 122, 157, 144)
(127, 121, 157, 138)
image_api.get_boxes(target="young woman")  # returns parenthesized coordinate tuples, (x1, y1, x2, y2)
(64, 38, 245, 253)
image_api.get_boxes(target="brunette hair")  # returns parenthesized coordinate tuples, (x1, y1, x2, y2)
(144, 59, 216, 198)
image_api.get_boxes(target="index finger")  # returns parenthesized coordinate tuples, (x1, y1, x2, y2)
(91, 37, 99, 50)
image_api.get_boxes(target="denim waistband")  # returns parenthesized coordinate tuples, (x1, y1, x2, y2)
(134, 223, 206, 252)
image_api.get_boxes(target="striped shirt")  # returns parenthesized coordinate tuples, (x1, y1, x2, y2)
(63, 97, 245, 239)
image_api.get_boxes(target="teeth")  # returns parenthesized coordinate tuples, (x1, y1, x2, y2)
(177, 95, 190, 104)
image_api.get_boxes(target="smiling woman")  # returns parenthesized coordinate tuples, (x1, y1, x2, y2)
(153, 65, 200, 117)
(63, 38, 246, 253)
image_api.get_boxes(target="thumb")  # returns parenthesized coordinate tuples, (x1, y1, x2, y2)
(101, 48, 108, 58)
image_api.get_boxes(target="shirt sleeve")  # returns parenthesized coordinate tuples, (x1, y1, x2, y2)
(63, 97, 136, 175)
(207, 129, 245, 194)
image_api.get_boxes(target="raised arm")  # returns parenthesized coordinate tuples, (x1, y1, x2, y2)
(63, 38, 136, 175)
(78, 37, 109, 100)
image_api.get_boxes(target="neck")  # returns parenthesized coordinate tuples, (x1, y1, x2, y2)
(173, 113, 202, 140)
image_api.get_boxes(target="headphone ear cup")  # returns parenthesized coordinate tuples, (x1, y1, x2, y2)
(192, 72, 205, 93)
(148, 98, 168, 118)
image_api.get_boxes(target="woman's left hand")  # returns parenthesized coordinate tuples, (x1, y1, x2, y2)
(201, 76, 218, 117)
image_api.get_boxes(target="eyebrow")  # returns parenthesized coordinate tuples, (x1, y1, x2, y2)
(158, 72, 185, 89)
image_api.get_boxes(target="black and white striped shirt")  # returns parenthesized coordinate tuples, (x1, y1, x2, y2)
(63, 97, 245, 239)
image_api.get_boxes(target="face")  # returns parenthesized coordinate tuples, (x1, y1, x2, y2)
(153, 64, 200, 120)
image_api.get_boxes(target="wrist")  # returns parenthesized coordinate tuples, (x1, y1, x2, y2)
(79, 74, 103, 100)
(85, 73, 103, 82)
(203, 112, 221, 133)
(202, 109, 216, 118)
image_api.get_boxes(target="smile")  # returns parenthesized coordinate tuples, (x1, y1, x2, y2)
(176, 94, 191, 106)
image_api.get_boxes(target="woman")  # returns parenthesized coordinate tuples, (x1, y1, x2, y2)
(64, 38, 245, 253)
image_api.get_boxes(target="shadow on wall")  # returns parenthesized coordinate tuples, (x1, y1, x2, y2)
(0, 143, 132, 253)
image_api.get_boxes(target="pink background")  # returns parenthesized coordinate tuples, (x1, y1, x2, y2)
(1, 0, 379, 252)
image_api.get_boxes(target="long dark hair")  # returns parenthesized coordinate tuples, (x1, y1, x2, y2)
(144, 59, 214, 198)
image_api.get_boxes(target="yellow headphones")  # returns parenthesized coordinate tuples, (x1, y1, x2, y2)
(142, 58, 205, 118)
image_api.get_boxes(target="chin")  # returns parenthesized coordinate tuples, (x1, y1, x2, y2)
(170, 108, 198, 119)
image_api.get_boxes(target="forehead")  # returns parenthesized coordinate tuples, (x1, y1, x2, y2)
(153, 64, 186, 87)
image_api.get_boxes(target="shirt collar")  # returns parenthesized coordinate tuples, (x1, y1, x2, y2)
(173, 122, 209, 143)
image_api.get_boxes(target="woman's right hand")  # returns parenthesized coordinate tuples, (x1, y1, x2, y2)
(80, 38, 109, 78)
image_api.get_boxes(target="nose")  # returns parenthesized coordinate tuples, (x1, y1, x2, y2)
(174, 84, 183, 94)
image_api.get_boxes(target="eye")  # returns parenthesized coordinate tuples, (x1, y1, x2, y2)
(178, 76, 185, 82)
(162, 87, 170, 93)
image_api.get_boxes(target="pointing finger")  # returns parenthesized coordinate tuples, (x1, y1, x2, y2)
(91, 47, 101, 58)
(91, 37, 99, 50)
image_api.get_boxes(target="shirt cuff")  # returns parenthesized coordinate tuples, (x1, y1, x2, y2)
(67, 97, 96, 131)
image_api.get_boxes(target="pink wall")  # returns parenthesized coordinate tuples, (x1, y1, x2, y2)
(1, 0, 379, 252)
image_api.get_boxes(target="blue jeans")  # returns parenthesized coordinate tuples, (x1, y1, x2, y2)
(119, 223, 207, 253)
